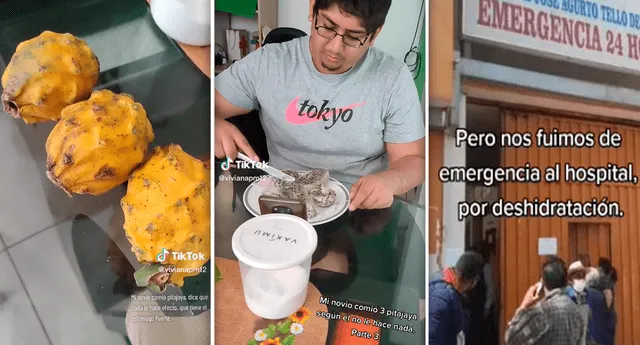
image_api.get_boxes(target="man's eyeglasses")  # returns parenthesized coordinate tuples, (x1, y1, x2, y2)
(314, 16, 369, 48)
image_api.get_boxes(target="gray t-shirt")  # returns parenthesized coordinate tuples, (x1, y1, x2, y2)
(215, 36, 424, 185)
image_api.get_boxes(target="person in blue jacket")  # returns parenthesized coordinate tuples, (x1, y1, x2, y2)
(567, 261, 614, 345)
(429, 251, 485, 345)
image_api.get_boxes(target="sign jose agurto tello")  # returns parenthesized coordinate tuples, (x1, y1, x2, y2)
(463, 0, 640, 72)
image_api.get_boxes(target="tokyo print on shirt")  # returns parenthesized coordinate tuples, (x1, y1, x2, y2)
(215, 35, 424, 185)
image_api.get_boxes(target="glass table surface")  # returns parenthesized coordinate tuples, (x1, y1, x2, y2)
(214, 166, 426, 345)
(0, 0, 210, 344)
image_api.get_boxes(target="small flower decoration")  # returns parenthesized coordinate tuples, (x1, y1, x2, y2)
(260, 338, 281, 345)
(254, 330, 267, 341)
(249, 308, 311, 344)
(290, 323, 304, 335)
(289, 306, 310, 324)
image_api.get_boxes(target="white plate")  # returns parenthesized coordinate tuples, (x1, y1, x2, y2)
(242, 176, 350, 226)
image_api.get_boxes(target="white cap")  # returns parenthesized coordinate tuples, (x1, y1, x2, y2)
(568, 261, 586, 274)
(586, 267, 600, 282)
(232, 213, 318, 270)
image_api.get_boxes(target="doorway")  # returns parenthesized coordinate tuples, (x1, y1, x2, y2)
(497, 107, 640, 345)
(464, 103, 502, 345)
(568, 222, 612, 264)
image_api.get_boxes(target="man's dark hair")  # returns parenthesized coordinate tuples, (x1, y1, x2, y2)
(454, 251, 485, 283)
(542, 258, 568, 290)
(542, 255, 566, 269)
(598, 257, 618, 283)
(313, 0, 392, 35)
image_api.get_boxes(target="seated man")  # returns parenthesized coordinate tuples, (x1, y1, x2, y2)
(214, 0, 425, 211)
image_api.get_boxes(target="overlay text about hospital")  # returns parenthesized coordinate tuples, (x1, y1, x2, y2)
(440, 128, 636, 220)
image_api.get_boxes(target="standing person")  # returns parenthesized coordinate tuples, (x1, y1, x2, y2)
(464, 246, 486, 345)
(597, 257, 618, 285)
(464, 244, 497, 345)
(482, 242, 499, 345)
(481, 242, 497, 330)
(214, 0, 426, 210)
(524, 255, 569, 302)
(567, 261, 612, 345)
(597, 257, 617, 345)
(596, 257, 617, 308)
(429, 251, 485, 345)
(505, 256, 585, 345)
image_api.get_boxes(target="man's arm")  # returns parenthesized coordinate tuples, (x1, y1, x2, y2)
(214, 47, 266, 119)
(215, 89, 252, 120)
(603, 289, 613, 308)
(214, 48, 266, 160)
(375, 139, 425, 195)
(348, 138, 424, 210)
(379, 64, 426, 194)
(598, 274, 615, 308)
(348, 65, 425, 210)
(505, 307, 549, 345)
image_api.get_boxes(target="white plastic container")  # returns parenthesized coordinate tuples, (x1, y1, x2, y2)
(232, 213, 318, 319)
(150, 0, 211, 46)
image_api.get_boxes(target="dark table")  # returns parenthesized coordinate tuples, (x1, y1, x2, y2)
(0, 0, 210, 344)
(214, 166, 426, 345)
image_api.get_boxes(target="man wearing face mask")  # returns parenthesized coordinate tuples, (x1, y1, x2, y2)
(505, 257, 585, 345)
(568, 261, 613, 345)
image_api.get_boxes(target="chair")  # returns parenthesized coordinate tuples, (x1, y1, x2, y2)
(224, 27, 307, 164)
(263, 27, 307, 45)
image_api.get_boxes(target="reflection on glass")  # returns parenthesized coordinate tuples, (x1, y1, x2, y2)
(0, 0, 182, 78)
(81, 17, 171, 72)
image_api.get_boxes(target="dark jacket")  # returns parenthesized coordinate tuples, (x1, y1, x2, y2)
(465, 268, 487, 345)
(429, 272, 466, 345)
(568, 286, 614, 345)
(585, 287, 614, 345)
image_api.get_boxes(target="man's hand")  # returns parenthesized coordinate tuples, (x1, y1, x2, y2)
(518, 283, 542, 311)
(349, 174, 394, 211)
(214, 118, 259, 161)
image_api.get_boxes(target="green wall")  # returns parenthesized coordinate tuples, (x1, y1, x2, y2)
(415, 16, 425, 98)
(215, 0, 257, 18)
